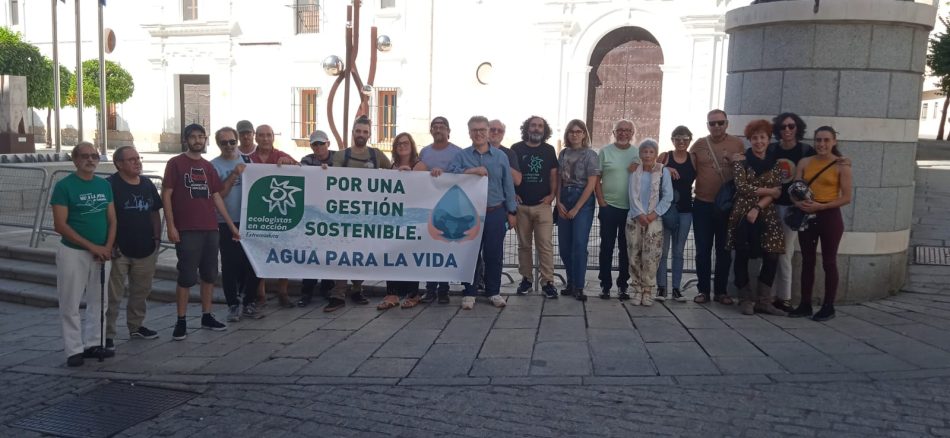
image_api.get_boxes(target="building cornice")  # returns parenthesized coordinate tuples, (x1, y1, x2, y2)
(141, 21, 234, 38)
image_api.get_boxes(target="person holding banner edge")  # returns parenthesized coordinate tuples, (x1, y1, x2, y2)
(418, 116, 462, 304)
(449, 116, 518, 310)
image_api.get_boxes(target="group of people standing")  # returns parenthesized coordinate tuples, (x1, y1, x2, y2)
(51, 108, 851, 367)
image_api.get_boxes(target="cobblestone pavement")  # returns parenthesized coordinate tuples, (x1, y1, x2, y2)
(0, 160, 948, 436)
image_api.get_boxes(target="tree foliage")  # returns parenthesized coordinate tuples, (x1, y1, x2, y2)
(928, 22, 950, 140)
(72, 59, 134, 108)
(37, 58, 73, 109)
(0, 27, 46, 108)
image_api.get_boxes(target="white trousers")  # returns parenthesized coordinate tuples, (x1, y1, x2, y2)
(57, 244, 111, 357)
(772, 204, 798, 301)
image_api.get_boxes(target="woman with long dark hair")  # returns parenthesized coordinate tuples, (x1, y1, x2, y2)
(788, 126, 852, 321)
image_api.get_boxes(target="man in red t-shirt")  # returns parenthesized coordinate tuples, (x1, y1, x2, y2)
(162, 123, 240, 341)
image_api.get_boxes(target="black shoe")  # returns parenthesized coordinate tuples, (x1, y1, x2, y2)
(131, 326, 159, 340)
(324, 298, 346, 312)
(66, 353, 84, 367)
(542, 283, 558, 299)
(772, 299, 794, 313)
(172, 319, 187, 341)
(575, 287, 587, 302)
(671, 288, 686, 302)
(297, 295, 313, 307)
(560, 285, 574, 296)
(516, 278, 532, 295)
(351, 292, 370, 305)
(811, 304, 835, 322)
(618, 290, 631, 301)
(437, 291, 450, 304)
(599, 288, 611, 300)
(82, 346, 114, 359)
(105, 338, 115, 351)
(655, 288, 667, 302)
(201, 313, 227, 331)
(420, 290, 437, 304)
(788, 303, 813, 318)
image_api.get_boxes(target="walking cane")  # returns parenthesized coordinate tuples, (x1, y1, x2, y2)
(98, 261, 106, 362)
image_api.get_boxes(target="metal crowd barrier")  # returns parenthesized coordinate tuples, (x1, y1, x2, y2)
(0, 165, 51, 246)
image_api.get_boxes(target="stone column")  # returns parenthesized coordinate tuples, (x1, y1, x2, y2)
(723, 0, 936, 303)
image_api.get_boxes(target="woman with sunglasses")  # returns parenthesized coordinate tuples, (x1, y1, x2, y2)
(555, 120, 601, 301)
(655, 126, 696, 302)
(377, 133, 426, 311)
(788, 127, 852, 321)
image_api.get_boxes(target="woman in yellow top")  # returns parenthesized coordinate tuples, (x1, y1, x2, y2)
(788, 126, 852, 321)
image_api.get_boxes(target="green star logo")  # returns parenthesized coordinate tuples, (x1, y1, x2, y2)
(245, 176, 305, 232)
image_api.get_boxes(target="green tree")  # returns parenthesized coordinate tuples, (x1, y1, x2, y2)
(0, 27, 45, 108)
(928, 18, 950, 141)
(71, 59, 134, 134)
(37, 58, 73, 144)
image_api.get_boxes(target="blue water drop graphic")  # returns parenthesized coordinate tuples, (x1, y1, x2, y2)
(431, 185, 478, 241)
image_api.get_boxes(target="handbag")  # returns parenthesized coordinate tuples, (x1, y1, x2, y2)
(706, 137, 735, 213)
(782, 160, 837, 231)
(659, 158, 680, 230)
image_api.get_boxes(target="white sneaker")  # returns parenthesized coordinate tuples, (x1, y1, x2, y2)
(461, 296, 475, 310)
(641, 291, 654, 307)
(630, 292, 643, 306)
(489, 295, 507, 308)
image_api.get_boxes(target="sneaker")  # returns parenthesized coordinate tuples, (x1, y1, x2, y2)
(105, 338, 115, 351)
(420, 290, 437, 304)
(201, 313, 227, 331)
(172, 319, 187, 341)
(82, 346, 114, 359)
(324, 297, 346, 313)
(599, 288, 611, 300)
(655, 288, 667, 302)
(66, 353, 84, 367)
(671, 288, 686, 302)
(296, 295, 312, 307)
(350, 292, 370, 305)
(242, 303, 265, 319)
(630, 292, 643, 306)
(437, 291, 450, 304)
(560, 285, 574, 296)
(131, 326, 159, 340)
(542, 283, 558, 299)
(641, 291, 654, 307)
(811, 304, 835, 322)
(772, 299, 794, 313)
(516, 278, 532, 295)
(489, 295, 507, 308)
(788, 304, 813, 318)
(618, 290, 631, 301)
(575, 288, 588, 302)
(461, 296, 476, 310)
(227, 304, 241, 322)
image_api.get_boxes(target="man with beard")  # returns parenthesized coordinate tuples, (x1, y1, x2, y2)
(211, 126, 264, 322)
(448, 116, 517, 310)
(52, 142, 116, 366)
(511, 116, 559, 298)
(594, 119, 639, 300)
(325, 116, 392, 312)
(105, 146, 162, 352)
(418, 116, 461, 304)
(236, 120, 256, 156)
(163, 124, 240, 340)
(248, 124, 297, 308)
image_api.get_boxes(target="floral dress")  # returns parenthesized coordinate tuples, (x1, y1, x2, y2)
(726, 159, 784, 254)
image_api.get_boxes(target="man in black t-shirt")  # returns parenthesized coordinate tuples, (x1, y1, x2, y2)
(511, 116, 559, 298)
(105, 146, 163, 350)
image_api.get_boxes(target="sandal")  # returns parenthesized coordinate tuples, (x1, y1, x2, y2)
(401, 296, 421, 309)
(376, 295, 400, 310)
(693, 293, 710, 304)
(714, 294, 735, 305)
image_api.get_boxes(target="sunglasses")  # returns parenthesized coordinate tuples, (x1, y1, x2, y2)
(672, 136, 692, 142)
(707, 120, 727, 127)
(75, 153, 100, 160)
(781, 123, 797, 131)
(489, 128, 505, 133)
(217, 140, 237, 146)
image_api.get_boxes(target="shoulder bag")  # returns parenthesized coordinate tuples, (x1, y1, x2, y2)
(782, 160, 837, 231)
(706, 137, 735, 214)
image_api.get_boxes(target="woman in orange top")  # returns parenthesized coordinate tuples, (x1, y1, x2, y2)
(788, 126, 852, 321)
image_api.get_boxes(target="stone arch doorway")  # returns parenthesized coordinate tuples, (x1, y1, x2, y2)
(587, 27, 664, 147)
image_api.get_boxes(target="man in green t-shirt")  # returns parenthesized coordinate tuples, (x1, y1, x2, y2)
(50, 142, 117, 367)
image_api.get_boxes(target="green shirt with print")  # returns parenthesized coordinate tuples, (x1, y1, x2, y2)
(598, 143, 640, 210)
(50, 173, 113, 250)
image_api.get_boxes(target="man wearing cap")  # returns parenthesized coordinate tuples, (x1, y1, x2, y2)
(297, 130, 336, 306)
(105, 145, 162, 352)
(51, 141, 116, 367)
(417, 116, 463, 304)
(210, 126, 263, 322)
(163, 123, 240, 340)
(236, 120, 256, 156)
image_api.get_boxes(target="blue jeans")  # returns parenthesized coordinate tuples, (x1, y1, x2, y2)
(557, 186, 595, 289)
(464, 208, 507, 297)
(598, 204, 630, 291)
(657, 212, 692, 290)
(692, 200, 731, 296)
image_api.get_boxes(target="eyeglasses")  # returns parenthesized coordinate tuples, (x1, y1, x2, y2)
(489, 128, 505, 133)
(311, 141, 328, 147)
(781, 123, 797, 131)
(75, 153, 99, 160)
(708, 120, 727, 127)
(470, 128, 488, 133)
(614, 128, 633, 133)
(217, 139, 237, 146)
(672, 136, 692, 143)
(394, 141, 411, 147)
(118, 156, 142, 162)
(568, 130, 585, 135)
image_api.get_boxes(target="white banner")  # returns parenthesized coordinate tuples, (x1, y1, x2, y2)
(239, 164, 487, 281)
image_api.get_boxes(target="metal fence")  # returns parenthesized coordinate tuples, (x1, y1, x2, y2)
(0, 165, 50, 246)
